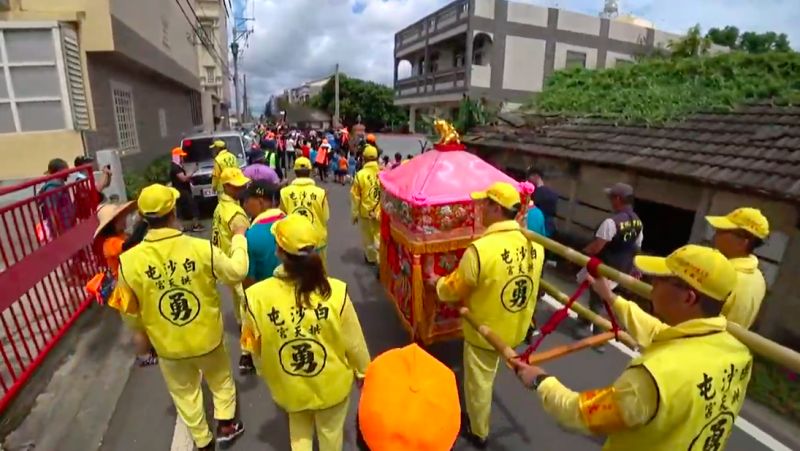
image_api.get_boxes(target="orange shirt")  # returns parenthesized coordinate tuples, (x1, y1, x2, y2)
(102, 235, 126, 278)
(338, 158, 348, 171)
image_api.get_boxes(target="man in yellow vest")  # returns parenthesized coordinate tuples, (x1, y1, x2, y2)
(351, 144, 381, 266)
(211, 139, 239, 194)
(435, 182, 544, 448)
(280, 157, 330, 270)
(512, 245, 752, 451)
(114, 184, 249, 451)
(212, 167, 254, 373)
(706, 207, 769, 329)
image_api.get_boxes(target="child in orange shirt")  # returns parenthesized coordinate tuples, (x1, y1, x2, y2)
(94, 202, 157, 367)
(337, 152, 349, 185)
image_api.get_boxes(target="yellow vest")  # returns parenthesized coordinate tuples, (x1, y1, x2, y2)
(723, 255, 766, 329)
(212, 150, 239, 193)
(280, 178, 328, 244)
(465, 222, 544, 350)
(353, 161, 381, 218)
(119, 229, 223, 359)
(245, 275, 352, 412)
(212, 193, 249, 254)
(604, 327, 752, 451)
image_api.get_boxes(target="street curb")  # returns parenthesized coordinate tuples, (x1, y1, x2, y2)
(740, 399, 800, 451)
(3, 307, 136, 451)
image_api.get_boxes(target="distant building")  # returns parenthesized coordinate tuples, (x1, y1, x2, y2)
(286, 77, 331, 104)
(0, 0, 205, 179)
(393, 0, 686, 132)
(193, 0, 232, 131)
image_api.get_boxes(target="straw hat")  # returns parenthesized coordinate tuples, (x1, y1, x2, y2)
(94, 201, 135, 239)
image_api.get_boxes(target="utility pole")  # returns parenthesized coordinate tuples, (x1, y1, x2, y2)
(242, 73, 249, 122)
(231, 41, 240, 125)
(334, 63, 340, 127)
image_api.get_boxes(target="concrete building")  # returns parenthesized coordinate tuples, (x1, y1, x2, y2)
(0, 0, 205, 180)
(468, 104, 800, 349)
(286, 76, 331, 104)
(393, 0, 683, 132)
(194, 0, 231, 131)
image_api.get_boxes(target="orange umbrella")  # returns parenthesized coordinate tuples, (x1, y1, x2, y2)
(358, 344, 461, 451)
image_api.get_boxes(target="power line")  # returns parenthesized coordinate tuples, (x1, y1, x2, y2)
(181, 0, 232, 76)
(173, 0, 231, 77)
(194, 0, 231, 63)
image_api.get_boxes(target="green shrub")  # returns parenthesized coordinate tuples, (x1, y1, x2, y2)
(529, 52, 800, 123)
(124, 155, 172, 199)
(748, 356, 800, 424)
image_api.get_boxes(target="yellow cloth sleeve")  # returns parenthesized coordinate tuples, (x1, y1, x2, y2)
(435, 245, 479, 303)
(537, 366, 659, 435)
(109, 268, 140, 315)
(228, 213, 251, 233)
(321, 195, 330, 224)
(240, 294, 261, 357)
(212, 160, 221, 193)
(350, 176, 361, 219)
(340, 294, 371, 378)
(612, 296, 668, 347)
(211, 234, 250, 285)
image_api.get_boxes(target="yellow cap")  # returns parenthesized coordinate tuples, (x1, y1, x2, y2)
(271, 214, 321, 255)
(706, 208, 769, 240)
(138, 184, 180, 217)
(209, 140, 227, 149)
(294, 157, 313, 171)
(363, 144, 378, 159)
(634, 245, 737, 302)
(219, 167, 250, 187)
(471, 182, 521, 210)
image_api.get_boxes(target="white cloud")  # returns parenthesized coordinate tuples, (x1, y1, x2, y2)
(239, 0, 800, 113)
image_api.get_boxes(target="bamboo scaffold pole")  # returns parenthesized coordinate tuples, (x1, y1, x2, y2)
(523, 229, 800, 374)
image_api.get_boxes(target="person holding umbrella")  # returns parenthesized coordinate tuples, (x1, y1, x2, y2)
(242, 214, 370, 451)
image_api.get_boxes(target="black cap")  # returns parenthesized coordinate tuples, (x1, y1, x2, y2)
(240, 180, 280, 202)
(74, 155, 94, 166)
(47, 158, 69, 174)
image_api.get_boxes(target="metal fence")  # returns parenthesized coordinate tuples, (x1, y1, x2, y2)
(0, 166, 100, 412)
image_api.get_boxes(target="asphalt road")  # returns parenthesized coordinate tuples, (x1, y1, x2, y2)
(97, 135, 781, 451)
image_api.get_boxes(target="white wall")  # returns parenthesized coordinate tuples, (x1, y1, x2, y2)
(506, 1, 548, 27)
(474, 0, 495, 19)
(557, 10, 600, 36)
(609, 20, 648, 44)
(502, 36, 546, 91)
(653, 29, 682, 49)
(606, 51, 635, 68)
(471, 64, 491, 88)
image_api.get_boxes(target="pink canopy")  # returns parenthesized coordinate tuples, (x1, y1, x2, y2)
(379, 148, 523, 206)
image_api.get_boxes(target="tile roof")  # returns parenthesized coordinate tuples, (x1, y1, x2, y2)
(467, 104, 800, 203)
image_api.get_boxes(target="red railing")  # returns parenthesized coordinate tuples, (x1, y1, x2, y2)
(0, 165, 101, 412)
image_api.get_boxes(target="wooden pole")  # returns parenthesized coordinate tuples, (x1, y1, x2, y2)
(522, 229, 800, 373)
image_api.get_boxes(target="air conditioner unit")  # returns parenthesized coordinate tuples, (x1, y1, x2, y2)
(94, 149, 128, 203)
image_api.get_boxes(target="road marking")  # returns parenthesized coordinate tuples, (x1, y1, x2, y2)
(170, 416, 194, 451)
(539, 294, 791, 450)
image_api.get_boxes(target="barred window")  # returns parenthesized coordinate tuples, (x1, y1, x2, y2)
(111, 81, 139, 155)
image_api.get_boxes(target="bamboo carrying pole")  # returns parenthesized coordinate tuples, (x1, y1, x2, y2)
(523, 229, 800, 374)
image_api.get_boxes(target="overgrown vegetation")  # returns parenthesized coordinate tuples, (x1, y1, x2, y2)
(529, 52, 800, 123)
(123, 156, 171, 199)
(309, 74, 407, 130)
(748, 356, 800, 425)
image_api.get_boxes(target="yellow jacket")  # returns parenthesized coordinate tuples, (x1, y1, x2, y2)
(280, 178, 329, 245)
(436, 220, 544, 350)
(212, 193, 250, 254)
(114, 228, 249, 359)
(537, 297, 752, 451)
(212, 149, 239, 193)
(723, 255, 766, 329)
(351, 161, 381, 219)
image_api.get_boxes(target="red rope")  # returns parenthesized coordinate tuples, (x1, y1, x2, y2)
(517, 257, 621, 362)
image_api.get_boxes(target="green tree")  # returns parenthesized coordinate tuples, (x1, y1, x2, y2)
(668, 24, 712, 58)
(311, 74, 406, 130)
(706, 25, 740, 48)
(706, 26, 792, 53)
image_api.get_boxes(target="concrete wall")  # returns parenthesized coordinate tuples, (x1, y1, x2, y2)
(83, 53, 196, 171)
(502, 36, 545, 91)
(11, 0, 114, 51)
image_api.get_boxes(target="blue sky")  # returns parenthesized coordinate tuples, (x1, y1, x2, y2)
(240, 0, 799, 111)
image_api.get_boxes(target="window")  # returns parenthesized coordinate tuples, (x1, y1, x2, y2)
(453, 51, 465, 68)
(200, 21, 214, 50)
(111, 81, 139, 155)
(189, 90, 202, 125)
(205, 66, 215, 82)
(429, 52, 440, 73)
(158, 108, 167, 138)
(565, 51, 587, 69)
(417, 56, 425, 76)
(0, 24, 82, 134)
(60, 25, 89, 129)
(161, 16, 169, 49)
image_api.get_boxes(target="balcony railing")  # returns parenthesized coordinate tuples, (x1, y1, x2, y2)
(396, 1, 468, 50)
(395, 66, 467, 98)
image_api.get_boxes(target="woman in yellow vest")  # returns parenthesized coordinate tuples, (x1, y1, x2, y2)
(112, 184, 249, 451)
(280, 157, 330, 270)
(435, 181, 544, 448)
(350, 145, 381, 265)
(242, 214, 371, 451)
(211, 166, 255, 373)
(211, 140, 239, 194)
(512, 245, 752, 451)
(706, 207, 769, 329)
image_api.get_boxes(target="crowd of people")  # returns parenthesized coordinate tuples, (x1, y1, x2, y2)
(55, 123, 772, 451)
